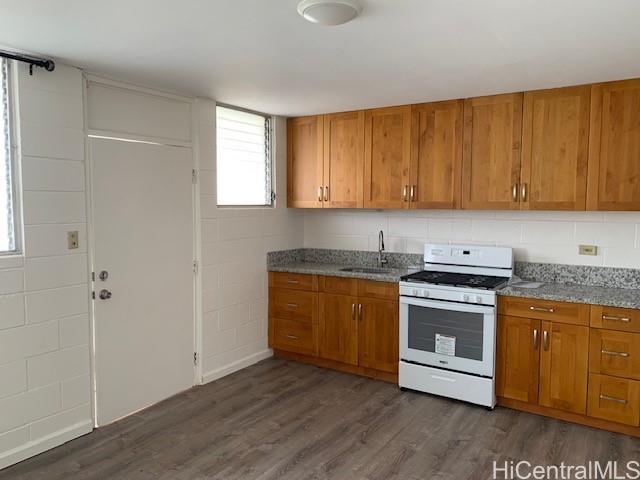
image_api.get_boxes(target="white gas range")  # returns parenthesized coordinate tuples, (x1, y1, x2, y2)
(398, 243, 513, 408)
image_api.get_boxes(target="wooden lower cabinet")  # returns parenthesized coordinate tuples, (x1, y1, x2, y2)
(358, 297, 399, 374)
(496, 315, 540, 403)
(319, 292, 359, 365)
(587, 373, 640, 426)
(538, 321, 589, 414)
(269, 272, 399, 382)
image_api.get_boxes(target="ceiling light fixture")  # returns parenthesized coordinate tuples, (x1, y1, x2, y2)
(297, 0, 362, 26)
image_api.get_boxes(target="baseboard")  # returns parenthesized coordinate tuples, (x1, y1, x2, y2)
(202, 349, 273, 384)
(0, 420, 93, 471)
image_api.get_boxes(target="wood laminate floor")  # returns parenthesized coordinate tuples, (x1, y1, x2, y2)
(2, 358, 639, 480)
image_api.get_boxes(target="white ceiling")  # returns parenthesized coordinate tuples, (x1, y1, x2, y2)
(3, 0, 640, 116)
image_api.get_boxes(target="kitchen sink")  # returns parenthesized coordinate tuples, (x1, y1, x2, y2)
(340, 267, 389, 274)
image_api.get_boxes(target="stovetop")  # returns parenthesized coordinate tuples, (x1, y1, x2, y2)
(400, 270, 510, 290)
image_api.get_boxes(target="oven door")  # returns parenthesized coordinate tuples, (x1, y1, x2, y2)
(400, 296, 496, 377)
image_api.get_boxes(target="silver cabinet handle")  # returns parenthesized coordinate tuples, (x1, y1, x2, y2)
(285, 334, 299, 340)
(410, 185, 416, 201)
(317, 186, 323, 202)
(352, 303, 356, 319)
(324, 186, 329, 201)
(542, 330, 549, 351)
(403, 185, 408, 202)
(601, 349, 629, 357)
(530, 306, 555, 313)
(286, 303, 299, 309)
(533, 329, 539, 349)
(512, 184, 518, 202)
(602, 315, 631, 323)
(358, 303, 363, 319)
(599, 394, 627, 405)
(286, 279, 299, 284)
(521, 183, 528, 202)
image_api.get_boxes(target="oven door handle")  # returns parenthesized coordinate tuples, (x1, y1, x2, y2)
(399, 296, 495, 315)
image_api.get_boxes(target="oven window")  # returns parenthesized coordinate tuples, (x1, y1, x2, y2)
(408, 305, 484, 361)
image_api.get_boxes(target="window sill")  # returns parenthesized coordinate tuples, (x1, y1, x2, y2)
(0, 253, 24, 270)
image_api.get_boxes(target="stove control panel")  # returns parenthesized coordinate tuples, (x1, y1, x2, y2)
(400, 283, 496, 306)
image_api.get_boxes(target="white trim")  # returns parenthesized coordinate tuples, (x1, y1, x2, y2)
(0, 421, 93, 470)
(83, 73, 192, 103)
(202, 349, 273, 384)
(86, 130, 192, 149)
(192, 98, 203, 385)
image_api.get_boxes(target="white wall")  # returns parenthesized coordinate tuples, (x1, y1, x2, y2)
(0, 63, 92, 469)
(303, 209, 640, 268)
(196, 101, 303, 383)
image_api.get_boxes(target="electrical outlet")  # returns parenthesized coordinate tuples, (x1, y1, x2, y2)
(579, 244, 597, 256)
(67, 231, 79, 250)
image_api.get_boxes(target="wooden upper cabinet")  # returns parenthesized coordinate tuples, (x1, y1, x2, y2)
(287, 116, 323, 208)
(521, 86, 591, 211)
(410, 100, 463, 209)
(323, 111, 365, 208)
(358, 297, 399, 374)
(539, 321, 589, 414)
(363, 106, 411, 209)
(462, 93, 523, 210)
(496, 315, 541, 404)
(588, 79, 640, 210)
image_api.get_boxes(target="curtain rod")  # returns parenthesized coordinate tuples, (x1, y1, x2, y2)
(0, 49, 55, 75)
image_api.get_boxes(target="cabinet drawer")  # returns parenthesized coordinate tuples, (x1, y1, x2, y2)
(589, 329, 640, 380)
(319, 276, 358, 295)
(358, 280, 399, 301)
(587, 374, 640, 426)
(269, 272, 317, 291)
(498, 296, 589, 325)
(591, 306, 640, 333)
(269, 288, 317, 323)
(272, 318, 317, 356)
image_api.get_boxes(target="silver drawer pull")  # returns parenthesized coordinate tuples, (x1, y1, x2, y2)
(599, 394, 627, 405)
(602, 315, 630, 322)
(286, 279, 299, 285)
(530, 306, 555, 313)
(601, 349, 629, 357)
(285, 334, 299, 340)
(286, 303, 299, 309)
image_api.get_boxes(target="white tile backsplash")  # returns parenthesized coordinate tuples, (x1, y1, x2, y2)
(303, 210, 640, 267)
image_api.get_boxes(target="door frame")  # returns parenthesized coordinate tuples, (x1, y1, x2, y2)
(82, 74, 202, 427)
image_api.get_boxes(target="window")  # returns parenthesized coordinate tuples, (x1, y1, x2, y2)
(1, 59, 17, 254)
(216, 105, 273, 206)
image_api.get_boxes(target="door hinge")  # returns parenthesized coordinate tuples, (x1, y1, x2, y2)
(193, 352, 198, 366)
(193, 260, 199, 274)
(192, 169, 198, 185)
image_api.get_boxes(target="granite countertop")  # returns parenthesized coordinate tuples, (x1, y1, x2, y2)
(268, 262, 414, 283)
(498, 283, 640, 309)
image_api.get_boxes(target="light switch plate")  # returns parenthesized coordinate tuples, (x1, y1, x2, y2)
(579, 244, 597, 256)
(67, 231, 79, 249)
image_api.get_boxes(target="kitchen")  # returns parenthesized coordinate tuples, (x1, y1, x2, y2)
(1, 1, 640, 478)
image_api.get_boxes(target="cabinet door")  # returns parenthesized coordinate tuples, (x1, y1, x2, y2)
(363, 106, 411, 209)
(287, 116, 323, 208)
(358, 297, 399, 374)
(319, 293, 358, 365)
(496, 315, 541, 404)
(587, 79, 640, 210)
(539, 321, 589, 414)
(410, 100, 463, 209)
(462, 93, 523, 210)
(521, 86, 590, 210)
(323, 111, 364, 208)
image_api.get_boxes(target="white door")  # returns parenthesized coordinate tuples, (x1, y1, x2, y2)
(91, 137, 195, 425)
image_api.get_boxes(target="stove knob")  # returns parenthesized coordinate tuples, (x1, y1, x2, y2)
(412, 288, 419, 296)
(463, 294, 470, 302)
(476, 295, 483, 304)
(421, 290, 429, 298)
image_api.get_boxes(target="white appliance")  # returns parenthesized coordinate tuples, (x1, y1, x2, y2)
(398, 244, 513, 408)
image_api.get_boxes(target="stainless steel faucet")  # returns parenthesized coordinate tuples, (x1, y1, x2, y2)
(377, 230, 388, 268)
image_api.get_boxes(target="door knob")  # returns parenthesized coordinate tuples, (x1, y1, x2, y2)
(99, 289, 112, 300)
(98, 270, 109, 281)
